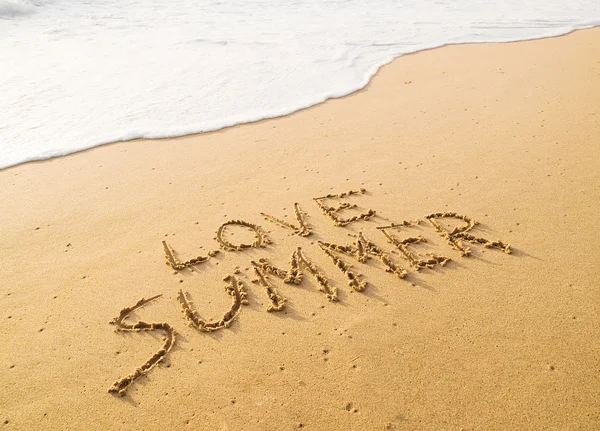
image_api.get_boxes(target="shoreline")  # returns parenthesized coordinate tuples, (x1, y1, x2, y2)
(2, 24, 599, 171)
(1, 27, 599, 430)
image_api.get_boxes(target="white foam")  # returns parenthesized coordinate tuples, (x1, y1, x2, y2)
(1, 0, 599, 169)
(0, 0, 34, 18)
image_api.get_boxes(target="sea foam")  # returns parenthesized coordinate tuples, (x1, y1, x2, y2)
(1, 0, 599, 169)
(0, 0, 34, 18)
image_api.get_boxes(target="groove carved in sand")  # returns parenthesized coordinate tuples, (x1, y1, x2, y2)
(318, 244, 366, 292)
(108, 295, 175, 396)
(162, 241, 218, 270)
(251, 264, 286, 312)
(425, 212, 511, 256)
(215, 220, 271, 251)
(261, 202, 311, 237)
(378, 219, 422, 229)
(177, 275, 248, 332)
(318, 232, 406, 291)
(313, 189, 376, 226)
(252, 247, 337, 301)
(355, 232, 406, 279)
(378, 228, 450, 271)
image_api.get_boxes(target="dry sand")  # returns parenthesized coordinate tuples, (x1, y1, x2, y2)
(1, 28, 599, 430)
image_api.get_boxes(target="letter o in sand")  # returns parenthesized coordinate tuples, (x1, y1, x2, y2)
(215, 220, 271, 251)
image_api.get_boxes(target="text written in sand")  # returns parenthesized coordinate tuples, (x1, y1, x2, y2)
(108, 189, 511, 396)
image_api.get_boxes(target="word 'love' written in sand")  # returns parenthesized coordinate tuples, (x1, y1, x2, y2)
(109, 189, 512, 396)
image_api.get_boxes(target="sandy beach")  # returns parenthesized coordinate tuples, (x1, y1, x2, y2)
(1, 27, 599, 430)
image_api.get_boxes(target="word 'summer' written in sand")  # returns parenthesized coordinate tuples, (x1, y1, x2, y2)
(108, 189, 512, 396)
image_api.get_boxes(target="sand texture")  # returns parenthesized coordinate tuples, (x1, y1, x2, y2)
(1, 28, 599, 430)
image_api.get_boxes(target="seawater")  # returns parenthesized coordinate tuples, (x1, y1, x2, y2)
(1, 0, 599, 169)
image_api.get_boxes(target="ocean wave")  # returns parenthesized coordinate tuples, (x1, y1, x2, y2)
(1, 0, 599, 169)
(0, 0, 34, 18)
